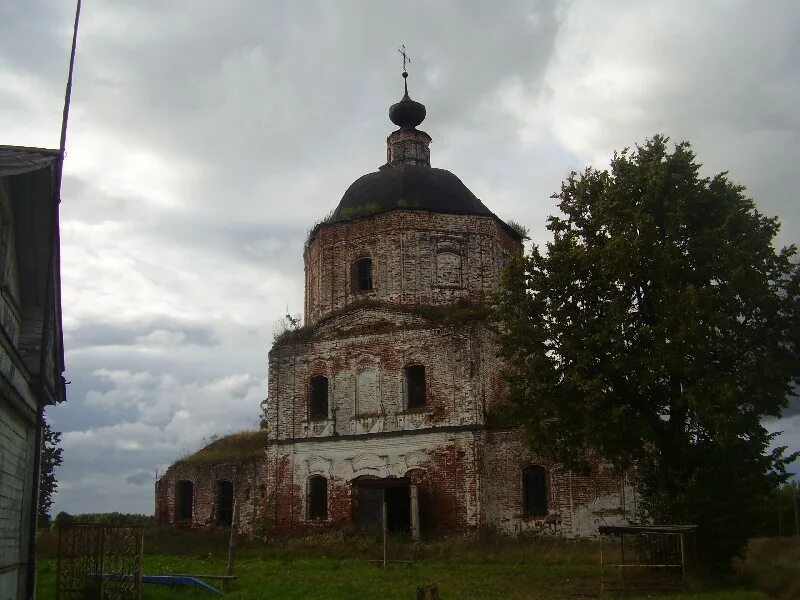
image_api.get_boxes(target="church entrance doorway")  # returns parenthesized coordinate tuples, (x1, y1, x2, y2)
(354, 478, 419, 538)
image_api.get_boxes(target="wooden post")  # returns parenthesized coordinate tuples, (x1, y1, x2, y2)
(56, 527, 62, 600)
(98, 527, 106, 600)
(793, 483, 798, 537)
(136, 527, 144, 600)
(225, 485, 241, 591)
(599, 533, 604, 596)
(410, 484, 420, 542)
(416, 583, 440, 599)
(382, 499, 388, 569)
(679, 532, 686, 583)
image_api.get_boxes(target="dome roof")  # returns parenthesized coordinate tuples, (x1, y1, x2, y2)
(331, 164, 492, 222)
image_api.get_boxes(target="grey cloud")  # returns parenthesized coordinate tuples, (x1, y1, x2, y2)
(125, 471, 154, 486)
(68, 318, 220, 350)
(4, 1, 799, 514)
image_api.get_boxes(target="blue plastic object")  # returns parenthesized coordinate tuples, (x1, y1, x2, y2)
(93, 574, 225, 596)
(142, 575, 225, 595)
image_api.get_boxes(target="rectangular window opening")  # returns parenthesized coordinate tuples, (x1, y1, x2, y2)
(523, 466, 548, 517)
(308, 475, 328, 520)
(176, 480, 193, 521)
(309, 376, 329, 420)
(405, 365, 426, 409)
(216, 480, 234, 526)
(353, 258, 373, 291)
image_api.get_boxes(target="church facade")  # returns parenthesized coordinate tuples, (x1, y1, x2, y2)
(155, 76, 637, 538)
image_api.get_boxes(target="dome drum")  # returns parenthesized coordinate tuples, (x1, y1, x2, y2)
(387, 129, 431, 167)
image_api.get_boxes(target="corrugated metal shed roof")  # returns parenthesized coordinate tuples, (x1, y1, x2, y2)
(0, 145, 59, 177)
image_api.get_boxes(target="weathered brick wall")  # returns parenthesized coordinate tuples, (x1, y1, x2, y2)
(261, 431, 480, 534)
(480, 429, 639, 537)
(304, 210, 520, 326)
(386, 129, 431, 167)
(266, 317, 503, 441)
(155, 460, 267, 535)
(155, 200, 639, 539)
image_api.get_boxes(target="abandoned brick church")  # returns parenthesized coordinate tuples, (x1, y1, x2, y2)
(155, 73, 638, 538)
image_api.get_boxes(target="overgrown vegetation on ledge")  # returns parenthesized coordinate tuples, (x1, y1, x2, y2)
(505, 219, 530, 240)
(304, 209, 336, 250)
(177, 430, 269, 465)
(272, 299, 493, 349)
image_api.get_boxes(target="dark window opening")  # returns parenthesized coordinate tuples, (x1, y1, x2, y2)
(523, 466, 548, 517)
(176, 480, 193, 521)
(353, 257, 373, 291)
(405, 365, 426, 409)
(308, 475, 328, 520)
(309, 376, 329, 420)
(216, 480, 234, 526)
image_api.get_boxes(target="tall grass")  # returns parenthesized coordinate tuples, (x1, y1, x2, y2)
(37, 528, 798, 598)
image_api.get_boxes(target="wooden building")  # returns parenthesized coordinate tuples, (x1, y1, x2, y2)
(0, 146, 66, 599)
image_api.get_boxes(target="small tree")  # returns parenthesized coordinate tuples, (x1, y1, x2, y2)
(495, 135, 799, 569)
(38, 416, 63, 527)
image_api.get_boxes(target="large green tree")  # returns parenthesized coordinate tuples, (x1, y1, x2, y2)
(496, 135, 800, 568)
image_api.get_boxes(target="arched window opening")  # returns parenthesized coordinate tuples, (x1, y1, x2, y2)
(522, 466, 548, 517)
(308, 475, 328, 520)
(352, 257, 373, 292)
(216, 480, 234, 526)
(405, 365, 426, 409)
(175, 480, 193, 521)
(309, 375, 329, 420)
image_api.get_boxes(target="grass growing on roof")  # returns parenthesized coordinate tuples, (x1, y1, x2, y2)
(178, 430, 269, 465)
(336, 201, 382, 221)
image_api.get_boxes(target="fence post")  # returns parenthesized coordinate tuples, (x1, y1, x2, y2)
(56, 527, 63, 600)
(136, 527, 144, 600)
(98, 527, 106, 599)
(382, 499, 388, 569)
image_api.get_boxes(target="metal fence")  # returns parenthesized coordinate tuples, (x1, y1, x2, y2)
(599, 524, 696, 595)
(56, 524, 143, 600)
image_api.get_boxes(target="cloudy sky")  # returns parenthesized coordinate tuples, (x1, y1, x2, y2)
(2, 0, 798, 515)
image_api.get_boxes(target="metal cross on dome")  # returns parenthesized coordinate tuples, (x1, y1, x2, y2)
(398, 44, 411, 74)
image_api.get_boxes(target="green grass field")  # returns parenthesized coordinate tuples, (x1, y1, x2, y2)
(35, 529, 799, 599)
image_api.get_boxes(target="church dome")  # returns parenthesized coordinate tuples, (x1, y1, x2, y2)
(332, 164, 491, 222)
(331, 69, 493, 223)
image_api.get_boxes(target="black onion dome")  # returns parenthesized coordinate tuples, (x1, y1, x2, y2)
(389, 74, 426, 129)
(389, 94, 426, 129)
(332, 165, 492, 222)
